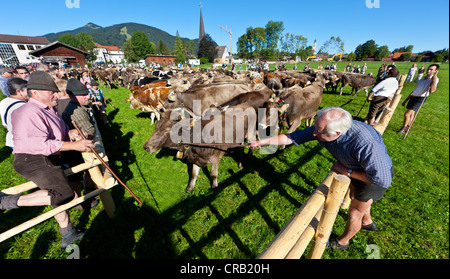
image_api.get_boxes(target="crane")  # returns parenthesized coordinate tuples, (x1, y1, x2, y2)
(218, 24, 233, 60)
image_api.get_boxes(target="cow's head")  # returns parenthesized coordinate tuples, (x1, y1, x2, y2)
(143, 108, 194, 154)
(258, 95, 289, 130)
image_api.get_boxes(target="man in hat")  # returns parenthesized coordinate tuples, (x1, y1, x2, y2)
(62, 78, 96, 137)
(0, 67, 14, 97)
(62, 78, 99, 209)
(0, 71, 94, 249)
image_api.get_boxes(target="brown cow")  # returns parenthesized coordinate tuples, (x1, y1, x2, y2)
(128, 86, 172, 125)
(339, 73, 376, 97)
(261, 78, 325, 150)
(143, 103, 258, 192)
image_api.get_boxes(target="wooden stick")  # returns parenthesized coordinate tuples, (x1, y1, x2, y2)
(72, 121, 145, 207)
(0, 157, 108, 197)
(307, 174, 350, 259)
(257, 172, 336, 259)
(0, 183, 116, 243)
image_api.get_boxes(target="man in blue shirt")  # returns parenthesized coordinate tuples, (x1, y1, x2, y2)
(248, 107, 394, 250)
(0, 67, 14, 97)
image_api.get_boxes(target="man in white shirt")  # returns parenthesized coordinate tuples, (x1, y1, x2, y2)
(397, 64, 439, 134)
(406, 64, 417, 82)
(365, 68, 399, 125)
(0, 78, 29, 149)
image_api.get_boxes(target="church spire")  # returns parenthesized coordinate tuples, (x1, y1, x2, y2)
(199, 2, 205, 42)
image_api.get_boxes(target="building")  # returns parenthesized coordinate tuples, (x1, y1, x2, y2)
(94, 43, 125, 64)
(29, 41, 89, 68)
(144, 55, 177, 66)
(0, 34, 50, 65)
(214, 46, 230, 64)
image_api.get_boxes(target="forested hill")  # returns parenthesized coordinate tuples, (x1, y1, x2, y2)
(42, 22, 198, 50)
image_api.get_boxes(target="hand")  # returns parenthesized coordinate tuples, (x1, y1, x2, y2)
(73, 139, 94, 152)
(247, 141, 261, 149)
(68, 129, 88, 141)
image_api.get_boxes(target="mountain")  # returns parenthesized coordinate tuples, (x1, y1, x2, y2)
(42, 22, 198, 51)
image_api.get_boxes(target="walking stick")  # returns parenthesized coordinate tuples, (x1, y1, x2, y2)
(71, 121, 158, 221)
(355, 98, 368, 117)
(402, 95, 427, 140)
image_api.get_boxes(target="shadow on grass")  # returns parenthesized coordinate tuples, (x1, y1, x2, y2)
(76, 117, 330, 258)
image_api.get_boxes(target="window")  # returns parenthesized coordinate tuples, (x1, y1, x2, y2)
(26, 45, 35, 51)
(0, 43, 20, 64)
(17, 45, 26, 50)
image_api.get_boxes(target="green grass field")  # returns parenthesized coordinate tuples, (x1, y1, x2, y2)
(0, 61, 448, 259)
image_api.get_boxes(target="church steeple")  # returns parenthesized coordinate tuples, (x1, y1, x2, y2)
(199, 3, 205, 42)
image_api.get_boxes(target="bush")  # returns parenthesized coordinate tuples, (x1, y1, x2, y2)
(200, 57, 209, 64)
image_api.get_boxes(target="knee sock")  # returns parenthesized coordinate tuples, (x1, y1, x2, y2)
(0, 195, 21, 210)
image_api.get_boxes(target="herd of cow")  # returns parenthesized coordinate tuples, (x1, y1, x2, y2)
(64, 66, 378, 192)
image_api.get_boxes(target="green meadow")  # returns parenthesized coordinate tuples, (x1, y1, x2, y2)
(0, 61, 448, 259)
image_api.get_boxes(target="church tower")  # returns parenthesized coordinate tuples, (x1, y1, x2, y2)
(199, 3, 205, 42)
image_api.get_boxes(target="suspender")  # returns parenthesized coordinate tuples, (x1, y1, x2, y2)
(3, 101, 25, 125)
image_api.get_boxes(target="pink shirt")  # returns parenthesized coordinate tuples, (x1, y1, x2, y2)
(12, 98, 70, 156)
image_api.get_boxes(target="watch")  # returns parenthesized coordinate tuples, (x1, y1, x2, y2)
(347, 169, 353, 177)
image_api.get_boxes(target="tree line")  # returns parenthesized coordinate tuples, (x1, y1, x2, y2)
(236, 20, 448, 62)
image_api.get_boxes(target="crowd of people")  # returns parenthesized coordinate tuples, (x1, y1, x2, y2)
(0, 60, 441, 252)
(0, 64, 110, 248)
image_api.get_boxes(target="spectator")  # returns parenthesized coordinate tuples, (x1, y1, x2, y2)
(398, 64, 439, 134)
(0, 78, 28, 149)
(414, 65, 425, 83)
(1, 71, 94, 249)
(406, 64, 417, 82)
(365, 68, 399, 125)
(248, 107, 394, 250)
(0, 67, 14, 97)
(14, 66, 30, 81)
(89, 79, 108, 126)
(361, 63, 367, 74)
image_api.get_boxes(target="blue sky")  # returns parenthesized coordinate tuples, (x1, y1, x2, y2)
(2, 0, 448, 53)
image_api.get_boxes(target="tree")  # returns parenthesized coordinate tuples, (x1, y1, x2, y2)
(174, 31, 185, 63)
(355, 40, 377, 60)
(198, 33, 218, 63)
(319, 36, 344, 54)
(399, 53, 412, 61)
(374, 45, 390, 61)
(58, 33, 79, 48)
(130, 31, 155, 60)
(265, 20, 284, 59)
(393, 45, 414, 53)
(58, 32, 96, 61)
(156, 40, 171, 55)
(347, 52, 356, 61)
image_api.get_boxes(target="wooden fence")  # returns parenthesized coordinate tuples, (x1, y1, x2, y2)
(257, 74, 406, 259)
(0, 122, 117, 243)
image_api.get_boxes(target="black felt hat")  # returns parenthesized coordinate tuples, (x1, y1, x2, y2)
(27, 71, 60, 92)
(66, 78, 90, 95)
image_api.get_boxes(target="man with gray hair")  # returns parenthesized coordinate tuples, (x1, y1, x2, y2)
(248, 107, 393, 250)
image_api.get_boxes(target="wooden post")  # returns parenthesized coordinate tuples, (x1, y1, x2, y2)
(307, 174, 350, 259)
(341, 186, 352, 210)
(257, 172, 336, 259)
(82, 151, 116, 219)
(285, 206, 322, 259)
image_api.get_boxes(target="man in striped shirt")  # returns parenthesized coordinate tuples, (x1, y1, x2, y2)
(248, 107, 393, 250)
